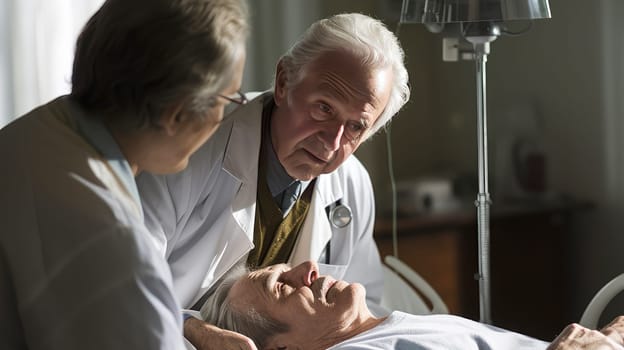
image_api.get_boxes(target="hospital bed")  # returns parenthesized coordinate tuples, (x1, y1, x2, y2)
(580, 273, 624, 329)
(182, 258, 618, 350)
(380, 255, 449, 315)
(382, 254, 624, 332)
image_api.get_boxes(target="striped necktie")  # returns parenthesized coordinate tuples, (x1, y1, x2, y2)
(280, 181, 302, 213)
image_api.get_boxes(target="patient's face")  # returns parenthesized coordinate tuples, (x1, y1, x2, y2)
(228, 261, 368, 343)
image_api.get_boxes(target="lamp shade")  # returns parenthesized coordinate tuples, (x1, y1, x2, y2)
(400, 0, 551, 24)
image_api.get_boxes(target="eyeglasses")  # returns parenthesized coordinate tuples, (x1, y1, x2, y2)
(217, 90, 248, 106)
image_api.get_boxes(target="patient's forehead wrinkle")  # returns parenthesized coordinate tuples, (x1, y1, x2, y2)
(245, 269, 275, 305)
(243, 264, 292, 307)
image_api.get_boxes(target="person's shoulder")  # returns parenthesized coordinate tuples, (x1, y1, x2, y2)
(343, 154, 366, 171)
(0, 97, 68, 139)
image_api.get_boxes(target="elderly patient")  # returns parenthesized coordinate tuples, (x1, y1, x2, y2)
(201, 261, 624, 350)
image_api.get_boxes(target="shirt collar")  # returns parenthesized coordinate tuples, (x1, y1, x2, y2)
(261, 98, 310, 198)
(68, 98, 144, 218)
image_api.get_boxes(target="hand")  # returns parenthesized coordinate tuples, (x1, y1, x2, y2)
(601, 316, 624, 345)
(548, 323, 624, 350)
(184, 317, 258, 350)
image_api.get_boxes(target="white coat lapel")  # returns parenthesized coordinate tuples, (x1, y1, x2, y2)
(289, 171, 344, 264)
(222, 93, 267, 242)
(194, 94, 267, 301)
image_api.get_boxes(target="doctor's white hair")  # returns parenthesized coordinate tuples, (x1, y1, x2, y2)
(200, 264, 289, 349)
(278, 13, 410, 140)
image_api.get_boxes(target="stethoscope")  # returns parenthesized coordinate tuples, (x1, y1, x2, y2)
(322, 201, 352, 264)
(328, 200, 352, 229)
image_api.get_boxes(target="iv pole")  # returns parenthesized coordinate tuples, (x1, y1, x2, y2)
(397, 0, 551, 326)
(463, 21, 500, 324)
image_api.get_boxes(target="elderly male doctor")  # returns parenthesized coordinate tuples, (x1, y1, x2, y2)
(137, 13, 410, 349)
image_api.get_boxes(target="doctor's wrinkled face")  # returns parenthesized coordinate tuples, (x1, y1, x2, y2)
(228, 261, 368, 346)
(270, 51, 394, 181)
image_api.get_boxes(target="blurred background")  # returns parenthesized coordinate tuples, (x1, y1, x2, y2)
(2, 0, 623, 341)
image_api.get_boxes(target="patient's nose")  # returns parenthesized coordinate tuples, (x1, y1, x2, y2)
(281, 261, 319, 287)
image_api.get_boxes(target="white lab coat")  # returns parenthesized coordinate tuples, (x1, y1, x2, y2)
(137, 92, 384, 310)
(0, 97, 185, 350)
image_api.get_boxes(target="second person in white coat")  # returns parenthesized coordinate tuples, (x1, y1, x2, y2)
(136, 13, 410, 350)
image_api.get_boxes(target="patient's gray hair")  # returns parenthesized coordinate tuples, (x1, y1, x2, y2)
(278, 13, 410, 140)
(200, 264, 289, 349)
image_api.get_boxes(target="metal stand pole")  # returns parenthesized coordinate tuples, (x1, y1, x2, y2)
(465, 31, 497, 324)
(474, 43, 492, 324)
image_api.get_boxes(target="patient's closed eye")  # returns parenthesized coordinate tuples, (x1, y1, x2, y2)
(275, 281, 296, 297)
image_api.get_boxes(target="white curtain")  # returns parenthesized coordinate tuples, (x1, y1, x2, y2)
(0, 0, 104, 128)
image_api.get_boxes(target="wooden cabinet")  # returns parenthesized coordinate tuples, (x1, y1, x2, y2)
(374, 199, 589, 340)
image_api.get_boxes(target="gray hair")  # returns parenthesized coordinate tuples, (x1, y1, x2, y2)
(278, 13, 410, 140)
(71, 0, 249, 128)
(200, 264, 289, 349)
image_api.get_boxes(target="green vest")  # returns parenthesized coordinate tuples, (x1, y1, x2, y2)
(247, 166, 314, 268)
(246, 106, 315, 268)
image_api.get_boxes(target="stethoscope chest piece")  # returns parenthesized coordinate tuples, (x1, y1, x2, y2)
(330, 204, 352, 228)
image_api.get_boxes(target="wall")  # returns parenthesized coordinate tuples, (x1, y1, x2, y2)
(244, 0, 320, 91)
(390, 0, 624, 324)
(391, 0, 624, 323)
(574, 0, 624, 325)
